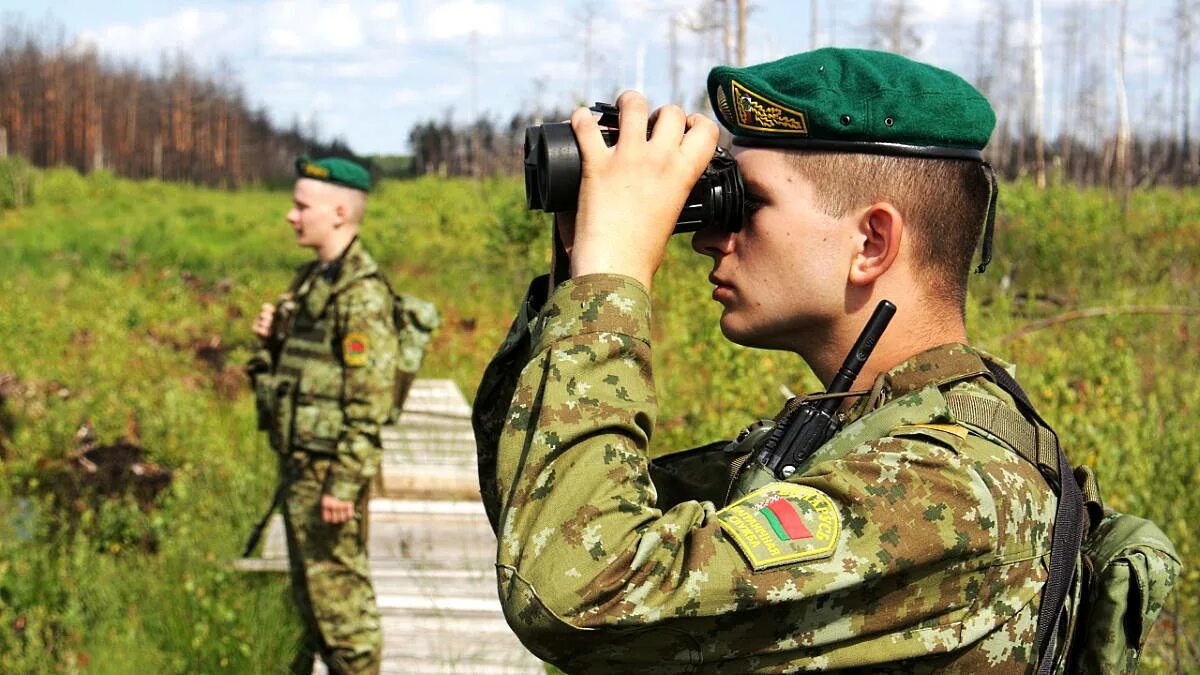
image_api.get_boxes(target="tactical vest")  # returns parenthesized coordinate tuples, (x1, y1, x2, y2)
(269, 288, 352, 455)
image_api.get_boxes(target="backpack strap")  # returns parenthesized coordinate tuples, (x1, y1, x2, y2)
(944, 391, 1060, 475)
(943, 362, 1088, 675)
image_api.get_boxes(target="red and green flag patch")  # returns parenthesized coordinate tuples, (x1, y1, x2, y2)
(717, 483, 840, 571)
(342, 332, 370, 367)
(760, 498, 813, 541)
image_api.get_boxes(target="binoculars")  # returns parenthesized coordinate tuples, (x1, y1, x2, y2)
(523, 103, 745, 234)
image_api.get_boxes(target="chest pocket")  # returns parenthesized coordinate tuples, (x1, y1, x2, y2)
(279, 316, 344, 454)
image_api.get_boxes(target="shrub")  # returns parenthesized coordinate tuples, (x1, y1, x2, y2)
(0, 155, 35, 209)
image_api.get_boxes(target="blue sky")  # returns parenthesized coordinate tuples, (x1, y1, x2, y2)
(0, 1, 1174, 154)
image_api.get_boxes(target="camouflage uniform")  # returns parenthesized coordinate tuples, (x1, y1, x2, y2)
(252, 237, 396, 674)
(472, 274, 1059, 673)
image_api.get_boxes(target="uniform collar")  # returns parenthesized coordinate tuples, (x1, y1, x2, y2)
(296, 237, 379, 317)
(846, 342, 997, 422)
(328, 236, 379, 294)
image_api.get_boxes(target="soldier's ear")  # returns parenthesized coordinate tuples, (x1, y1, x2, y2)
(333, 201, 348, 227)
(847, 202, 902, 287)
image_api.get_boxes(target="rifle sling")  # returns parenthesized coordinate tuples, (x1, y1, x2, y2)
(242, 479, 289, 558)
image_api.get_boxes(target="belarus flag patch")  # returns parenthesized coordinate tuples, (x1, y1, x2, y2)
(717, 483, 840, 571)
(343, 332, 370, 367)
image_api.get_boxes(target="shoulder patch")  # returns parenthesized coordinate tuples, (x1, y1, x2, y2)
(717, 483, 840, 571)
(891, 423, 969, 439)
(343, 331, 370, 366)
(890, 423, 969, 453)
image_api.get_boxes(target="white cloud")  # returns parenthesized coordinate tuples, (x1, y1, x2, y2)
(258, 1, 367, 57)
(371, 2, 400, 21)
(365, 1, 410, 45)
(423, 0, 505, 40)
(388, 83, 467, 108)
(77, 7, 235, 58)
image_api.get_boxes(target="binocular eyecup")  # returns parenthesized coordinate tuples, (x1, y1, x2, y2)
(523, 102, 744, 234)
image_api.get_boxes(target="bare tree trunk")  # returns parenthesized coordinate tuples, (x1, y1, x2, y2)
(92, 103, 103, 171)
(989, 0, 1013, 178)
(1061, 2, 1082, 181)
(0, 127, 6, 158)
(1030, 0, 1047, 188)
(469, 31, 480, 179)
(720, 0, 733, 64)
(1114, 0, 1131, 213)
(669, 13, 680, 104)
(1175, 0, 1194, 184)
(153, 133, 163, 179)
(811, 0, 819, 49)
(581, 4, 596, 99)
(736, 0, 747, 65)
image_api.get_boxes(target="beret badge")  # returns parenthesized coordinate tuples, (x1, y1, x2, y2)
(300, 162, 331, 179)
(731, 80, 808, 135)
(715, 86, 734, 126)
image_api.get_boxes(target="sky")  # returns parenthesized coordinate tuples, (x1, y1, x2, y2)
(0, 0, 1176, 155)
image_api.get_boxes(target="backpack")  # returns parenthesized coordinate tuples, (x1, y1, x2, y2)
(1070, 510, 1181, 673)
(393, 292, 440, 374)
(376, 275, 440, 417)
(946, 363, 1181, 674)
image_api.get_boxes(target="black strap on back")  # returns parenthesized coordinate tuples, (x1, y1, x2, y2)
(982, 362, 1086, 674)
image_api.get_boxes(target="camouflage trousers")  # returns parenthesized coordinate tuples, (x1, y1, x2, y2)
(280, 455, 382, 675)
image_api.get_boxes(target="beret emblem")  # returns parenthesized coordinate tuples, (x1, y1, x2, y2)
(715, 86, 734, 125)
(301, 162, 331, 179)
(731, 79, 808, 135)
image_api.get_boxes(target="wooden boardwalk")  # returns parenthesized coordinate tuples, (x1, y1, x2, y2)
(237, 380, 543, 674)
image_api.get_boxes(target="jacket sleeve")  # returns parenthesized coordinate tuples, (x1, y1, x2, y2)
(325, 278, 397, 501)
(491, 273, 1045, 672)
(472, 276, 550, 533)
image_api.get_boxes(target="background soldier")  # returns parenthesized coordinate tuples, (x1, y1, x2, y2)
(248, 156, 395, 674)
(473, 49, 1070, 671)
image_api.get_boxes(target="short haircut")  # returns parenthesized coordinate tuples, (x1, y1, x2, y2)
(344, 188, 367, 225)
(786, 152, 991, 310)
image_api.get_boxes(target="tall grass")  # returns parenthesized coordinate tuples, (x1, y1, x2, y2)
(0, 168, 1195, 670)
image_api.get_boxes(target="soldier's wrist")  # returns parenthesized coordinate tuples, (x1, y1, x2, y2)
(323, 473, 364, 502)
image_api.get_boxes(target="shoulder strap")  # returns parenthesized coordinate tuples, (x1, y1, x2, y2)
(956, 362, 1087, 675)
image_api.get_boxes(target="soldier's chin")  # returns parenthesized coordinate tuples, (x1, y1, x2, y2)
(719, 314, 760, 347)
(720, 314, 791, 350)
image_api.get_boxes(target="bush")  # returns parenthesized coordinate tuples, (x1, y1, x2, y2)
(0, 155, 35, 209)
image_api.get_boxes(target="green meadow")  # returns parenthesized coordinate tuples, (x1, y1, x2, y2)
(0, 161, 1196, 671)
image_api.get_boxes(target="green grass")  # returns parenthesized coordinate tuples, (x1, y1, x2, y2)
(0, 164, 1196, 670)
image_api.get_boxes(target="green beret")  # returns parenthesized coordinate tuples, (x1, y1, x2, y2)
(707, 48, 995, 161)
(295, 156, 371, 192)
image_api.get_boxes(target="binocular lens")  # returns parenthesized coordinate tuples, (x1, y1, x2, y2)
(523, 103, 744, 234)
(535, 123, 581, 213)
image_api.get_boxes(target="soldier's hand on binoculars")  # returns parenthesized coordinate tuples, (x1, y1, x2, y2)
(253, 303, 276, 341)
(569, 91, 718, 290)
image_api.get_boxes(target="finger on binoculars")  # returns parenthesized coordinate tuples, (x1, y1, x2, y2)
(680, 114, 721, 176)
(615, 90, 649, 147)
(649, 105, 686, 146)
(570, 105, 608, 159)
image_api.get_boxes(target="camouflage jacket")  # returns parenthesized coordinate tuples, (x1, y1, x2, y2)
(255, 238, 399, 501)
(472, 274, 1059, 673)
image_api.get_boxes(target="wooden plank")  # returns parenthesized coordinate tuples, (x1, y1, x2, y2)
(379, 378, 478, 500)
